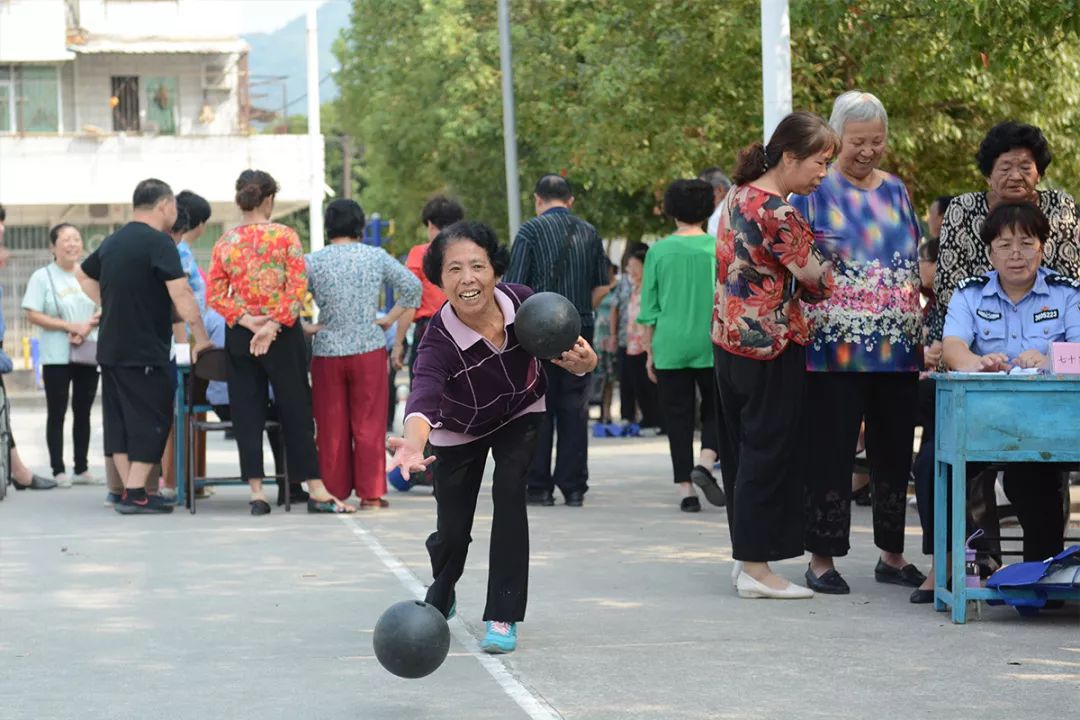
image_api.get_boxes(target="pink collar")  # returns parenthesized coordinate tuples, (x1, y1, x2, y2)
(439, 285, 516, 350)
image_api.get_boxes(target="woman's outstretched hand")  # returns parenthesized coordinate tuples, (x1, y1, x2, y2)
(551, 336, 598, 375)
(386, 436, 436, 480)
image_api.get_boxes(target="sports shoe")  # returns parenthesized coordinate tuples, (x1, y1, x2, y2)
(72, 472, 100, 486)
(54, 473, 72, 489)
(159, 487, 178, 504)
(115, 491, 174, 515)
(104, 491, 122, 507)
(480, 621, 517, 654)
(620, 422, 641, 438)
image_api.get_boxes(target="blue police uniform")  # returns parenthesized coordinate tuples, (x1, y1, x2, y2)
(943, 266, 1080, 359)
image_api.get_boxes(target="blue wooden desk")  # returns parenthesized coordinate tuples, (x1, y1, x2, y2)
(933, 373, 1080, 623)
(174, 364, 193, 509)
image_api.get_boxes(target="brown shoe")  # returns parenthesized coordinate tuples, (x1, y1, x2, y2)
(360, 497, 389, 510)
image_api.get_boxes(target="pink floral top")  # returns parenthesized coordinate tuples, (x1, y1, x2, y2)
(208, 223, 306, 327)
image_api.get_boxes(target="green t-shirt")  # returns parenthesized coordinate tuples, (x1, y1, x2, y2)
(21, 263, 99, 365)
(636, 233, 716, 370)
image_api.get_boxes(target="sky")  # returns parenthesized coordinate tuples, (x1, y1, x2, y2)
(187, 0, 332, 35)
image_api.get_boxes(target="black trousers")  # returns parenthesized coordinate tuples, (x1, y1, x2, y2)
(425, 413, 540, 622)
(714, 345, 806, 562)
(42, 363, 99, 476)
(527, 327, 593, 496)
(654, 367, 718, 483)
(225, 322, 320, 482)
(618, 348, 661, 426)
(212, 403, 285, 480)
(804, 371, 918, 557)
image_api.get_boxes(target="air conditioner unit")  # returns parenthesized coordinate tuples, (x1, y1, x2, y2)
(202, 62, 232, 91)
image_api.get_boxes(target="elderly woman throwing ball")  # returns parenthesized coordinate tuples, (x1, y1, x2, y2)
(388, 221, 597, 654)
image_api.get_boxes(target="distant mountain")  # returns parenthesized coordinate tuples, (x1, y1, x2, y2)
(242, 0, 351, 117)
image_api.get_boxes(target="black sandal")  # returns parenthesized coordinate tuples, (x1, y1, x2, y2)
(249, 499, 272, 516)
(680, 496, 701, 513)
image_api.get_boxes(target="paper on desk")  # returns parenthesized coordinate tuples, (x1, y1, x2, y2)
(946, 367, 1042, 377)
(174, 343, 191, 367)
(1050, 342, 1080, 374)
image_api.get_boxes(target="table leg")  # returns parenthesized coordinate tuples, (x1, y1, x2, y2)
(174, 372, 187, 509)
(950, 459, 968, 624)
(933, 459, 948, 612)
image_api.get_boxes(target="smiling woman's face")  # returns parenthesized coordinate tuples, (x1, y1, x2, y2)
(441, 238, 497, 320)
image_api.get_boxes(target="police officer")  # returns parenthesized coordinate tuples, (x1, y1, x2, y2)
(940, 200, 1071, 564)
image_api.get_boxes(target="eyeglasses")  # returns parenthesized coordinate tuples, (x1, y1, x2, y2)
(990, 239, 1040, 258)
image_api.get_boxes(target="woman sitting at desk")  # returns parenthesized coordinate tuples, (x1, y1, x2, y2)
(934, 201, 1073, 583)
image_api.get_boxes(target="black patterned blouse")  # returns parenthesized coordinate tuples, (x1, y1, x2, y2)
(930, 188, 1080, 341)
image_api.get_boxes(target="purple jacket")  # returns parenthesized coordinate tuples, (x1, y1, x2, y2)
(404, 283, 547, 444)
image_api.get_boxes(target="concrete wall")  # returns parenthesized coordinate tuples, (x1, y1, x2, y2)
(0, 0, 70, 63)
(0, 133, 319, 225)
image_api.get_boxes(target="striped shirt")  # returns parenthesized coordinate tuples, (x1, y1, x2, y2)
(404, 283, 547, 446)
(504, 207, 609, 323)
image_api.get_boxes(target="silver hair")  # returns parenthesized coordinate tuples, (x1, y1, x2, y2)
(829, 90, 888, 136)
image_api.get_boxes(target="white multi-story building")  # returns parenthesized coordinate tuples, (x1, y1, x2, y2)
(0, 0, 322, 347)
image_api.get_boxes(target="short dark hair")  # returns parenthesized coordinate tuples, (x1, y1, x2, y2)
(629, 244, 649, 264)
(171, 205, 192, 234)
(235, 169, 279, 211)
(732, 111, 839, 185)
(421, 195, 465, 230)
(919, 237, 939, 263)
(975, 122, 1052, 177)
(534, 174, 572, 202)
(176, 190, 212, 228)
(49, 223, 78, 246)
(324, 198, 366, 239)
(663, 179, 714, 224)
(698, 167, 732, 192)
(980, 201, 1050, 247)
(933, 195, 954, 216)
(0, 203, 6, 222)
(422, 221, 510, 288)
(132, 178, 174, 210)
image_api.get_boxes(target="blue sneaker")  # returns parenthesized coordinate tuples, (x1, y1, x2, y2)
(104, 492, 122, 508)
(387, 466, 411, 492)
(621, 422, 641, 438)
(480, 621, 517, 654)
(592, 423, 608, 438)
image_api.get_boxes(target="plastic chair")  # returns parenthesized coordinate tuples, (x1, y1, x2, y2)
(185, 348, 289, 513)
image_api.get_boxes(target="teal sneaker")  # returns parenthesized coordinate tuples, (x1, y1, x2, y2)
(480, 621, 517, 654)
(447, 598, 456, 619)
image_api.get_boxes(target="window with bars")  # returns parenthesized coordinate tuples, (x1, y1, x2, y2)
(111, 75, 139, 132)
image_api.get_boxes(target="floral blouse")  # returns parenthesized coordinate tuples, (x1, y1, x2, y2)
(712, 185, 834, 360)
(931, 189, 1080, 341)
(789, 168, 923, 372)
(208, 223, 307, 328)
(625, 284, 648, 356)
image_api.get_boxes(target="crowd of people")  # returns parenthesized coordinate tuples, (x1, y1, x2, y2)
(0, 88, 1075, 654)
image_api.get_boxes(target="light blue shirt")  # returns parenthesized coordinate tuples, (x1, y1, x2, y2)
(21, 262, 99, 365)
(943, 267, 1080, 359)
(305, 243, 421, 357)
(176, 241, 206, 314)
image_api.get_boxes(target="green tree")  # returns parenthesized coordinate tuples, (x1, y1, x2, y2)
(334, 0, 1080, 248)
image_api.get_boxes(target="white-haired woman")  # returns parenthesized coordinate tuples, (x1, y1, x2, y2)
(789, 91, 925, 595)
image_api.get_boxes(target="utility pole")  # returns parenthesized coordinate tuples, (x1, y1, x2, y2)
(497, 0, 522, 240)
(760, 0, 793, 143)
(306, 5, 325, 250)
(342, 135, 353, 199)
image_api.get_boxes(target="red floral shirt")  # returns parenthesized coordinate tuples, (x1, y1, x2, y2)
(712, 185, 834, 360)
(208, 223, 307, 327)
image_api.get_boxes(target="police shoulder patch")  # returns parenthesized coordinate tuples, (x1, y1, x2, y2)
(956, 275, 990, 290)
(1046, 274, 1080, 289)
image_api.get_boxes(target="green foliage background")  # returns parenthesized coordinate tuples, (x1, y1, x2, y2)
(329, 0, 1080, 253)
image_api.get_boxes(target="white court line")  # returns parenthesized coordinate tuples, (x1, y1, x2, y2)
(338, 514, 563, 720)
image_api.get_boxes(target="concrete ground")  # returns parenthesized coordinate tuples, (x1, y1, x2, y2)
(1, 397, 1078, 720)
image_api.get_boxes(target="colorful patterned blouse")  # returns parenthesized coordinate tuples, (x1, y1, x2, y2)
(625, 285, 648, 356)
(789, 168, 923, 372)
(712, 185, 834, 360)
(207, 223, 307, 328)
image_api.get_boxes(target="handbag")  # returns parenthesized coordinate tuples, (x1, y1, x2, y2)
(45, 266, 98, 366)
